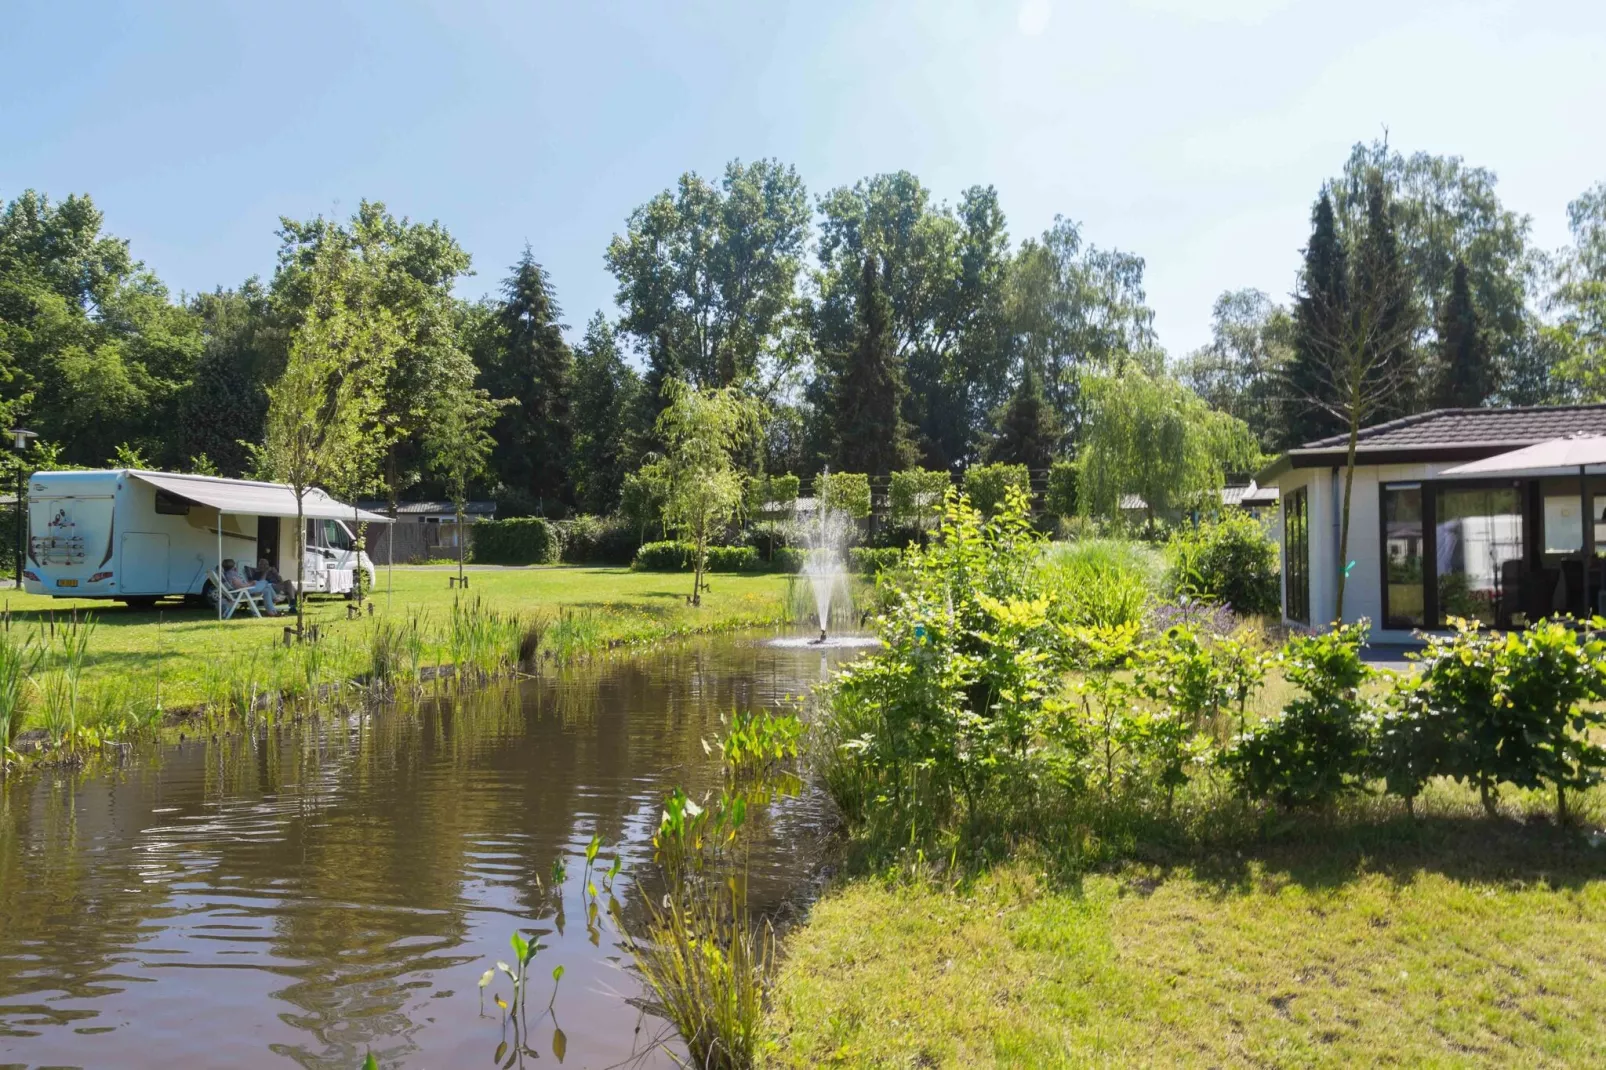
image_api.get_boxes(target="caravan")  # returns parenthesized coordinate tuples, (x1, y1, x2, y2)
(23, 469, 387, 608)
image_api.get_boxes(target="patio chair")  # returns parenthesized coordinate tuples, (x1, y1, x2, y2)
(205, 567, 268, 620)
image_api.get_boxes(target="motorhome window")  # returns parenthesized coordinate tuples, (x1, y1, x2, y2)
(1435, 486, 1522, 628)
(1284, 487, 1309, 624)
(1382, 484, 1425, 629)
(154, 490, 192, 516)
(322, 520, 352, 551)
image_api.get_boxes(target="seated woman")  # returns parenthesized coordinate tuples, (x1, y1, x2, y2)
(222, 558, 282, 616)
(252, 557, 295, 602)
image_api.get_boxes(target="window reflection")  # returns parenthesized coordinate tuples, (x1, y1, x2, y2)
(1383, 485, 1424, 629)
(1435, 487, 1522, 627)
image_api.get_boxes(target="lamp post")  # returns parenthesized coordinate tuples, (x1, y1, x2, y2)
(8, 429, 36, 590)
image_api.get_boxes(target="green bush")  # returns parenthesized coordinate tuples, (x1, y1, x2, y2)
(1041, 538, 1165, 629)
(773, 547, 806, 573)
(888, 468, 950, 530)
(1376, 619, 1606, 818)
(1045, 460, 1077, 519)
(555, 514, 638, 565)
(848, 546, 903, 575)
(1167, 512, 1280, 615)
(632, 542, 761, 572)
(470, 517, 562, 565)
(963, 462, 1031, 517)
(1222, 621, 1374, 809)
(819, 471, 872, 519)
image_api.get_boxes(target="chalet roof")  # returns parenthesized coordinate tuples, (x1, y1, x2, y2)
(356, 500, 497, 516)
(1260, 404, 1606, 482)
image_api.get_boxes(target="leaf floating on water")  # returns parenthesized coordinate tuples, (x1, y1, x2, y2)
(552, 1026, 568, 1062)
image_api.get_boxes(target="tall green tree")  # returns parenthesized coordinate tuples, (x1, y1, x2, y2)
(425, 377, 503, 588)
(606, 159, 809, 388)
(1549, 182, 1606, 399)
(984, 360, 1060, 471)
(1351, 170, 1423, 420)
(1076, 370, 1258, 530)
(262, 242, 398, 634)
(1005, 216, 1157, 445)
(570, 313, 641, 514)
(1434, 260, 1493, 408)
(833, 256, 916, 476)
(1283, 192, 1349, 448)
(179, 280, 281, 476)
(476, 248, 573, 512)
(1176, 288, 1294, 452)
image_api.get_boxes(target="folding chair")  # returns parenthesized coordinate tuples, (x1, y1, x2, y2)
(207, 568, 267, 620)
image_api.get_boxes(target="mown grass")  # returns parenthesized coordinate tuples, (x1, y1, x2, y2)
(3, 566, 791, 727)
(764, 800, 1606, 1068)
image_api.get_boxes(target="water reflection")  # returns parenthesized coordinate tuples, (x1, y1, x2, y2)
(0, 631, 855, 1069)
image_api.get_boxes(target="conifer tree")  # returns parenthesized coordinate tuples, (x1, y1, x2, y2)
(571, 314, 641, 514)
(984, 360, 1061, 471)
(1434, 260, 1493, 408)
(628, 325, 683, 464)
(834, 255, 915, 476)
(1284, 192, 1348, 448)
(486, 248, 572, 511)
(1353, 171, 1422, 419)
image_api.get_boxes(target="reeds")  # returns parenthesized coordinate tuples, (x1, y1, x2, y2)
(0, 625, 43, 760)
(448, 596, 525, 679)
(38, 613, 96, 744)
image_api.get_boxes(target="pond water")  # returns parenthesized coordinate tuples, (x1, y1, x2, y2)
(0, 630, 864, 1070)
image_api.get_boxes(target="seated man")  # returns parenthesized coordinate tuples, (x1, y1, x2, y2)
(254, 557, 294, 602)
(222, 558, 281, 616)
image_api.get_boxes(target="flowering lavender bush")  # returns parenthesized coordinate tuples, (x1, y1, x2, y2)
(1147, 598, 1241, 638)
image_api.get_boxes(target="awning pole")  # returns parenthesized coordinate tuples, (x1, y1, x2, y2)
(217, 507, 224, 622)
(387, 521, 393, 610)
(1583, 465, 1592, 619)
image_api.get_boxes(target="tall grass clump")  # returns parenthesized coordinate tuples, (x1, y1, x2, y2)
(1042, 537, 1164, 628)
(38, 614, 96, 744)
(633, 788, 772, 1070)
(369, 614, 428, 690)
(0, 625, 43, 763)
(446, 595, 524, 679)
(546, 608, 601, 663)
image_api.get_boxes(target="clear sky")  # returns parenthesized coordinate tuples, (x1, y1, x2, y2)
(4, 0, 1603, 358)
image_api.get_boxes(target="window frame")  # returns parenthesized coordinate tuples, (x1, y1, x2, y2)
(1284, 486, 1310, 625)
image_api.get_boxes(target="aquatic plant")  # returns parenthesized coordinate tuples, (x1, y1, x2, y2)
(0, 625, 43, 760)
(447, 596, 524, 679)
(712, 707, 803, 779)
(38, 614, 96, 744)
(545, 608, 600, 663)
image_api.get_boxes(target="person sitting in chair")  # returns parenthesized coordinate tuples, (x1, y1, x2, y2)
(223, 558, 281, 616)
(252, 557, 294, 602)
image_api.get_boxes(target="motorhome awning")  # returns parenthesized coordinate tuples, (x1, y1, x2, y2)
(127, 471, 393, 523)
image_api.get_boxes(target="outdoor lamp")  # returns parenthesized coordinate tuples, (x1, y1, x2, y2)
(9, 428, 36, 452)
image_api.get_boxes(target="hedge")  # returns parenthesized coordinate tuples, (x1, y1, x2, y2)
(555, 514, 638, 565)
(849, 546, 904, 575)
(470, 517, 562, 565)
(632, 542, 762, 572)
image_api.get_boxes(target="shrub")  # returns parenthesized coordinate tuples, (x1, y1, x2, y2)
(819, 471, 872, 519)
(848, 546, 903, 575)
(772, 547, 805, 573)
(471, 517, 562, 565)
(555, 514, 638, 565)
(1041, 538, 1164, 629)
(1167, 511, 1280, 616)
(1045, 459, 1077, 519)
(888, 468, 950, 531)
(1222, 621, 1374, 809)
(632, 542, 761, 572)
(1376, 618, 1606, 819)
(963, 462, 1030, 517)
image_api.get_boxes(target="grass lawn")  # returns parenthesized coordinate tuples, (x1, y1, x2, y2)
(4, 565, 793, 722)
(763, 810, 1606, 1068)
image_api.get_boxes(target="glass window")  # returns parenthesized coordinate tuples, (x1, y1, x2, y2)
(1435, 486, 1522, 628)
(1382, 484, 1424, 629)
(1284, 487, 1309, 624)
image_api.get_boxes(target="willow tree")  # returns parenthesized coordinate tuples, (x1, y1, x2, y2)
(1075, 369, 1258, 531)
(638, 380, 759, 605)
(262, 243, 397, 635)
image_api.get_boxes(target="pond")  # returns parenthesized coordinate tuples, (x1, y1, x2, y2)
(0, 630, 866, 1069)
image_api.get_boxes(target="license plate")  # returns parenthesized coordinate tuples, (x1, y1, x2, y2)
(57, 579, 78, 588)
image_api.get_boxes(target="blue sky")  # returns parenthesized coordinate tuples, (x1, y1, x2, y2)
(4, 0, 1604, 357)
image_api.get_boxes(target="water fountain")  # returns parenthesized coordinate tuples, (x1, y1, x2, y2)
(801, 472, 853, 644)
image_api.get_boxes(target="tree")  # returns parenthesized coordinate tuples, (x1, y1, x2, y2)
(1333, 141, 1538, 404)
(1549, 182, 1606, 399)
(889, 467, 951, 535)
(1434, 260, 1493, 408)
(179, 280, 281, 476)
(963, 462, 1031, 518)
(1075, 370, 1259, 530)
(819, 471, 872, 520)
(476, 249, 573, 512)
(833, 256, 916, 475)
(639, 381, 758, 605)
(1005, 216, 1157, 444)
(425, 377, 504, 589)
(606, 159, 809, 388)
(984, 360, 1060, 471)
(569, 314, 641, 515)
(1176, 289, 1295, 452)
(1283, 192, 1349, 448)
(813, 175, 1012, 468)
(261, 243, 397, 634)
(1289, 171, 1422, 619)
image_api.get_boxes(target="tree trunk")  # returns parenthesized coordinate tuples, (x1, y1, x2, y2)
(457, 502, 466, 589)
(1479, 778, 1497, 819)
(294, 495, 307, 638)
(1557, 783, 1569, 826)
(1335, 421, 1360, 622)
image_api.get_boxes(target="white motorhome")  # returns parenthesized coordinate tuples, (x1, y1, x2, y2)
(23, 469, 388, 609)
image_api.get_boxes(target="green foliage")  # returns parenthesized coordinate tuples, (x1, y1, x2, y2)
(471, 517, 562, 565)
(1041, 539, 1163, 629)
(1166, 512, 1280, 616)
(888, 467, 950, 531)
(962, 462, 1030, 517)
(553, 513, 637, 565)
(0, 626, 43, 756)
(847, 546, 903, 576)
(984, 360, 1060, 470)
(1076, 370, 1259, 524)
(1377, 619, 1606, 817)
(632, 542, 761, 573)
(819, 470, 871, 519)
(715, 707, 804, 778)
(569, 313, 641, 514)
(1045, 459, 1077, 518)
(1176, 288, 1295, 453)
(834, 255, 916, 474)
(1222, 622, 1374, 809)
